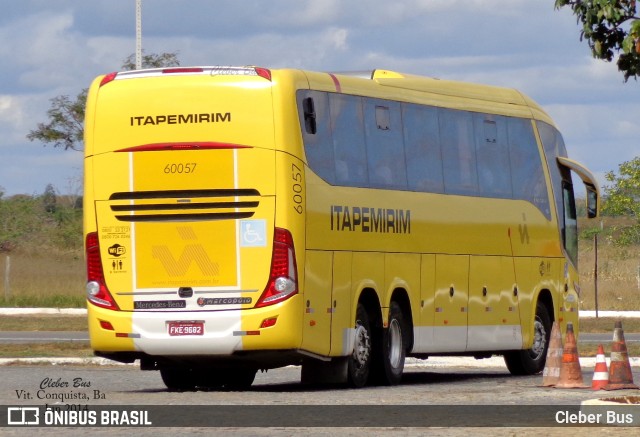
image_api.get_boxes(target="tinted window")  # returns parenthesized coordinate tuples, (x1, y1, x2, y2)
(298, 91, 335, 184)
(440, 109, 478, 195)
(474, 114, 512, 198)
(297, 91, 552, 218)
(330, 94, 368, 186)
(402, 104, 444, 193)
(364, 99, 407, 189)
(508, 119, 550, 219)
(537, 121, 568, 223)
(563, 181, 578, 265)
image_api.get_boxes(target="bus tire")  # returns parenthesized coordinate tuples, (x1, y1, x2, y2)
(380, 301, 405, 385)
(222, 368, 257, 391)
(196, 371, 223, 390)
(347, 303, 373, 388)
(504, 301, 552, 375)
(160, 367, 197, 391)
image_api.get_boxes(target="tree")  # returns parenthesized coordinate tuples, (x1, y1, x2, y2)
(27, 51, 180, 152)
(42, 183, 57, 214)
(26, 90, 87, 151)
(601, 156, 640, 245)
(555, 0, 640, 81)
(120, 51, 180, 71)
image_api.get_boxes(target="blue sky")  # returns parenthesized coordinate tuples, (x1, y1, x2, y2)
(0, 0, 638, 195)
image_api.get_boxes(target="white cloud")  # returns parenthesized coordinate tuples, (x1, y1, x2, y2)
(328, 28, 349, 51)
(0, 96, 20, 125)
(0, 0, 637, 194)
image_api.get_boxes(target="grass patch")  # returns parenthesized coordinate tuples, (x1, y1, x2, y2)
(0, 315, 88, 331)
(578, 343, 640, 358)
(0, 295, 85, 308)
(0, 343, 93, 358)
(579, 317, 640, 333)
(0, 251, 85, 308)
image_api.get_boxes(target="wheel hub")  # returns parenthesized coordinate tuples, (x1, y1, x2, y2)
(388, 318, 402, 368)
(353, 324, 370, 367)
(531, 318, 546, 359)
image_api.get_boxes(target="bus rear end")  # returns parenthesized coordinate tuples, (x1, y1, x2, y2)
(83, 67, 302, 389)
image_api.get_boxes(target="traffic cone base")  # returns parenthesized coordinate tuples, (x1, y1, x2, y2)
(591, 344, 609, 390)
(555, 322, 587, 389)
(603, 321, 638, 391)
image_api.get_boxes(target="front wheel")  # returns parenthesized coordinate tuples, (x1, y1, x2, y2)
(504, 301, 552, 375)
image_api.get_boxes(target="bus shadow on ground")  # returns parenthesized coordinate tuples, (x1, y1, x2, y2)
(121, 369, 519, 394)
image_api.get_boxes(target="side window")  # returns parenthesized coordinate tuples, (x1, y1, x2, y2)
(474, 114, 512, 198)
(508, 118, 550, 219)
(402, 103, 444, 193)
(298, 91, 335, 184)
(440, 109, 478, 195)
(330, 94, 368, 187)
(562, 180, 578, 266)
(364, 99, 407, 189)
(537, 121, 568, 222)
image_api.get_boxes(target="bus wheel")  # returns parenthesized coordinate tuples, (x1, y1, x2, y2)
(195, 371, 223, 391)
(380, 301, 405, 385)
(160, 367, 197, 391)
(347, 303, 372, 388)
(222, 369, 257, 391)
(504, 301, 552, 375)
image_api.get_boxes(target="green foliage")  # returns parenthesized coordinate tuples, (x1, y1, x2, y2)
(580, 225, 603, 240)
(27, 51, 181, 152)
(42, 183, 57, 213)
(26, 89, 87, 151)
(0, 187, 83, 253)
(0, 294, 86, 308)
(600, 156, 640, 245)
(555, 0, 640, 81)
(120, 51, 180, 70)
(602, 157, 640, 216)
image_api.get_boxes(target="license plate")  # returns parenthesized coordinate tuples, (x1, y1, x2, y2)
(167, 321, 204, 336)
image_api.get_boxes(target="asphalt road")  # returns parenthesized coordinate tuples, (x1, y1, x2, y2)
(1, 361, 640, 436)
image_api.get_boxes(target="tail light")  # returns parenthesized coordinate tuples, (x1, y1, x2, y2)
(99, 72, 118, 87)
(256, 228, 298, 308)
(85, 232, 119, 310)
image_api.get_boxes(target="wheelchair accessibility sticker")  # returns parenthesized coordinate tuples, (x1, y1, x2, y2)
(240, 220, 267, 247)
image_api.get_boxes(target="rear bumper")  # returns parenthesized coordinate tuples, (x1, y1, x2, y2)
(88, 295, 303, 357)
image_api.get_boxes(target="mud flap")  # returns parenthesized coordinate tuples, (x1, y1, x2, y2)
(301, 356, 349, 385)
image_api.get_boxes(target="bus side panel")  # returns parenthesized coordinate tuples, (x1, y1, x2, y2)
(432, 254, 468, 352)
(513, 257, 535, 349)
(301, 250, 333, 356)
(331, 251, 353, 357)
(560, 262, 580, 338)
(384, 252, 420, 328)
(352, 252, 384, 305)
(467, 256, 521, 351)
(412, 254, 436, 353)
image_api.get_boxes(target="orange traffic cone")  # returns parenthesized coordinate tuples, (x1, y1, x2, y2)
(555, 322, 587, 389)
(591, 344, 609, 390)
(604, 321, 638, 390)
(542, 321, 563, 387)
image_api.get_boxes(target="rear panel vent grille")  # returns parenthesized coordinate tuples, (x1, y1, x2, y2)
(109, 189, 260, 222)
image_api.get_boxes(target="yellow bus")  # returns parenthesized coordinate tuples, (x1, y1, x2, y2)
(83, 66, 599, 390)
